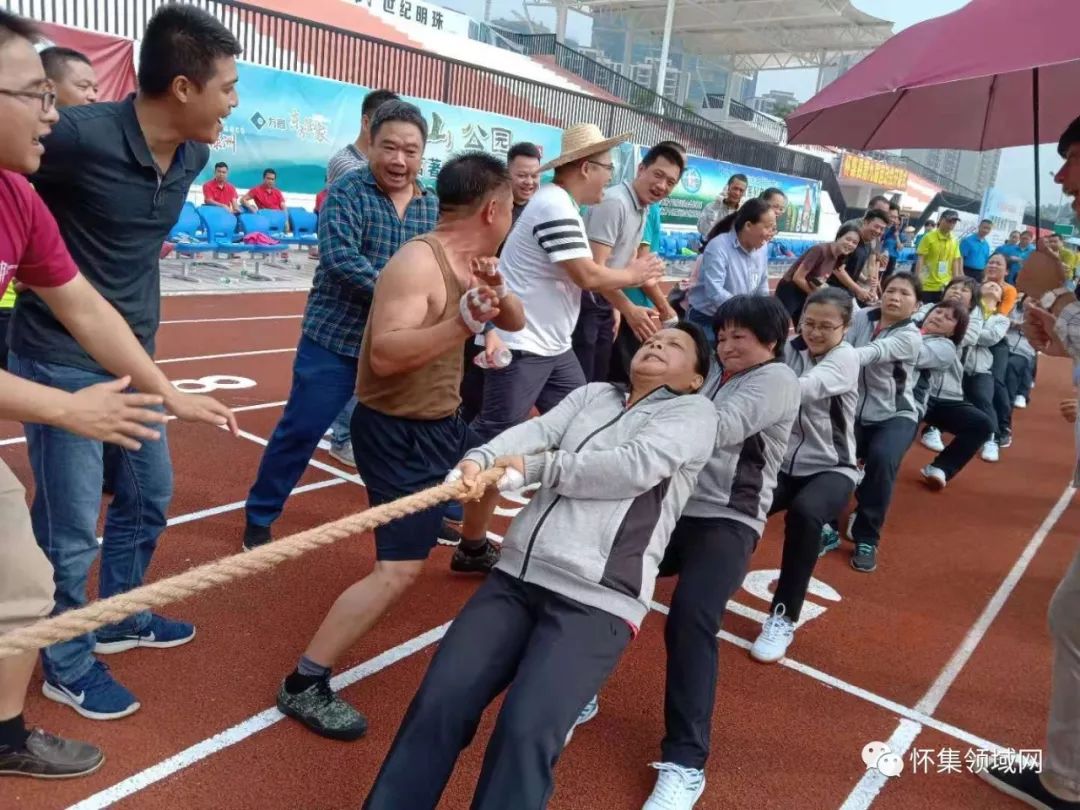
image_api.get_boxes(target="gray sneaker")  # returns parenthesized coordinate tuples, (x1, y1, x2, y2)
(0, 729, 104, 779)
(276, 678, 367, 741)
(329, 442, 356, 468)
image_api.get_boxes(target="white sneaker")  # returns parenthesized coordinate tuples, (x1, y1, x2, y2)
(564, 695, 598, 746)
(920, 464, 947, 491)
(750, 606, 795, 663)
(981, 440, 1000, 463)
(642, 762, 706, 810)
(1013, 395, 1027, 409)
(921, 427, 945, 452)
(329, 442, 356, 468)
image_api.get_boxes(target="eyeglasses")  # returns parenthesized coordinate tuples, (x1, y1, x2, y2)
(587, 160, 614, 172)
(0, 88, 56, 112)
(800, 320, 844, 335)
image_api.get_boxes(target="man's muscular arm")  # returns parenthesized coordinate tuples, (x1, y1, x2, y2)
(368, 243, 501, 376)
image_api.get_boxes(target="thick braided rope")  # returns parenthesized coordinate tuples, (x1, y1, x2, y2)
(0, 467, 505, 659)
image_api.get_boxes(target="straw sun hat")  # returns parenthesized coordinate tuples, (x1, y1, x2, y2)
(540, 123, 633, 172)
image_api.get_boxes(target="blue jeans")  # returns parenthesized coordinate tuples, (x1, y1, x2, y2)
(245, 335, 357, 527)
(8, 353, 173, 685)
(686, 307, 716, 345)
(329, 396, 356, 447)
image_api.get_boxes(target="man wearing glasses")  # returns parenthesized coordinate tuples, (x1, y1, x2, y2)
(469, 123, 665, 443)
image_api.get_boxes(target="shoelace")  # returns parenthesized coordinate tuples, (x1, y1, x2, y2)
(760, 614, 792, 642)
(648, 762, 702, 807)
(855, 543, 875, 558)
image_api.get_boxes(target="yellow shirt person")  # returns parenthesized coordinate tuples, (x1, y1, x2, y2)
(916, 212, 963, 294)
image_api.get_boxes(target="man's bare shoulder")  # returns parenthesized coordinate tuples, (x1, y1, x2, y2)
(377, 239, 444, 291)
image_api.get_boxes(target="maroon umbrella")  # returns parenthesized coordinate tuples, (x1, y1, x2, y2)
(785, 0, 1080, 225)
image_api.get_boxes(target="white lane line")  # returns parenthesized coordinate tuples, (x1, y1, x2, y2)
(837, 483, 1077, 809)
(232, 427, 364, 485)
(161, 315, 302, 325)
(66, 623, 450, 810)
(0, 400, 288, 449)
(648, 602, 1004, 756)
(157, 347, 295, 365)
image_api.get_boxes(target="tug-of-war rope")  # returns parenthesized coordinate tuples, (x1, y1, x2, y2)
(0, 467, 506, 659)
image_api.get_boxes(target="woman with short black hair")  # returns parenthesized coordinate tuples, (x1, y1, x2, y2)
(752, 287, 860, 663)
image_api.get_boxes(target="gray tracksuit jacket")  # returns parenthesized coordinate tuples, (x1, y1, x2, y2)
(464, 383, 719, 627)
(681, 360, 801, 536)
(781, 337, 860, 484)
(913, 334, 965, 418)
(963, 306, 1010, 375)
(846, 307, 922, 424)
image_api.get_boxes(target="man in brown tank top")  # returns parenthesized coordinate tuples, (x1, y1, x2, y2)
(274, 153, 526, 742)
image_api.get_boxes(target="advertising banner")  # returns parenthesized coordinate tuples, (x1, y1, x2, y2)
(979, 187, 1027, 248)
(613, 144, 821, 234)
(839, 153, 908, 190)
(203, 61, 563, 194)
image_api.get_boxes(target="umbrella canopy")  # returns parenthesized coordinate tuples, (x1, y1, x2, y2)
(786, 0, 1080, 151)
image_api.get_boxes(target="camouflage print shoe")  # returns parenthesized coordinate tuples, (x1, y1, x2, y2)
(276, 678, 368, 741)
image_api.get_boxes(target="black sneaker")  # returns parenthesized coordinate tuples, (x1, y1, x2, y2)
(851, 543, 877, 573)
(450, 539, 500, 573)
(1000, 431, 1013, 449)
(276, 678, 367, 741)
(243, 521, 271, 551)
(0, 729, 104, 779)
(977, 758, 1080, 809)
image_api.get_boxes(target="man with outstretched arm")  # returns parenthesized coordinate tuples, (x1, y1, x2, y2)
(7, 4, 242, 721)
(274, 153, 524, 741)
(0, 10, 236, 778)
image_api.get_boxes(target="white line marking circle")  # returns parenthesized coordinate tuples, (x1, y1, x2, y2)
(171, 375, 257, 394)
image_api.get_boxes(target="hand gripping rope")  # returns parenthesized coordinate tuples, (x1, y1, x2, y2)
(0, 466, 506, 659)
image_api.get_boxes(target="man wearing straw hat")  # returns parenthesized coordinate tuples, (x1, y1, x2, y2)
(469, 123, 665, 445)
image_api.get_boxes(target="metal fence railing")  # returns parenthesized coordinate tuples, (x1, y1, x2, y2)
(703, 94, 788, 145)
(7, 0, 849, 215)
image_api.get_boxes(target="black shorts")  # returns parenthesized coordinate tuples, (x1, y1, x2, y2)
(351, 401, 480, 561)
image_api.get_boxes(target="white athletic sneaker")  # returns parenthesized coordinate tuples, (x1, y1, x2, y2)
(750, 606, 795, 663)
(920, 427, 945, 452)
(642, 762, 706, 810)
(920, 464, 947, 491)
(981, 439, 1000, 463)
(329, 442, 356, 468)
(564, 695, 598, 746)
(1013, 395, 1027, 409)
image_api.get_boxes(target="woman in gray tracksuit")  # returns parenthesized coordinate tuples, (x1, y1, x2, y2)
(913, 299, 992, 489)
(919, 276, 979, 454)
(751, 287, 860, 664)
(565, 296, 801, 809)
(364, 325, 718, 810)
(962, 280, 1011, 460)
(1004, 298, 1037, 409)
(844, 272, 923, 573)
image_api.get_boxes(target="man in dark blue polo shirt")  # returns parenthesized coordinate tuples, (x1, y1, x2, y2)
(7, 5, 241, 721)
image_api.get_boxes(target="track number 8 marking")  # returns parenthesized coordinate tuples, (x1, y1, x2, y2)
(171, 375, 256, 394)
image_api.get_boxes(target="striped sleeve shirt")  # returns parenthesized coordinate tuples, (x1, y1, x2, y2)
(495, 183, 592, 356)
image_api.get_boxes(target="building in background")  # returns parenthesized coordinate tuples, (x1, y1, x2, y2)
(751, 89, 801, 117)
(901, 148, 1002, 199)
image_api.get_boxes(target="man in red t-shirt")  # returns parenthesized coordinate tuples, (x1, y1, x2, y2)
(0, 11, 238, 780)
(202, 160, 239, 213)
(241, 167, 286, 211)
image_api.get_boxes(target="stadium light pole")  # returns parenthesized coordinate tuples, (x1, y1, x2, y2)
(654, 0, 676, 110)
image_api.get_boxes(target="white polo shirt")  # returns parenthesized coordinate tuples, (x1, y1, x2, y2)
(497, 183, 592, 356)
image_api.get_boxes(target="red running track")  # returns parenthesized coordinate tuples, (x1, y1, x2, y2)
(0, 290, 1076, 810)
